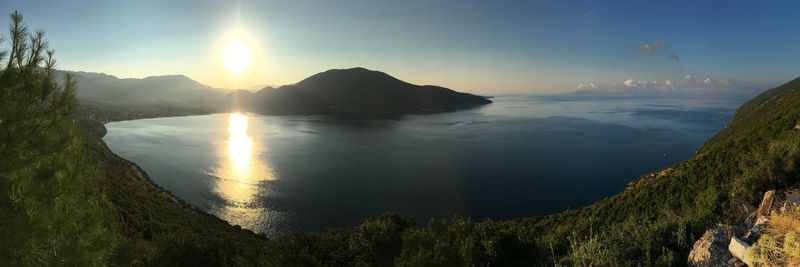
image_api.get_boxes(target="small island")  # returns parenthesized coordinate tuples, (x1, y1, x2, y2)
(225, 67, 492, 116)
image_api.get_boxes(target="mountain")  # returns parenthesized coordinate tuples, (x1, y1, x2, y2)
(54, 70, 224, 105)
(230, 67, 492, 115)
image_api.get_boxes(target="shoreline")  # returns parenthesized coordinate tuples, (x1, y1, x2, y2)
(76, 111, 268, 238)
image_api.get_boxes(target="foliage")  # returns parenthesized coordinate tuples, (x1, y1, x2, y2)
(567, 231, 612, 266)
(0, 11, 116, 265)
(735, 133, 800, 204)
(396, 216, 539, 266)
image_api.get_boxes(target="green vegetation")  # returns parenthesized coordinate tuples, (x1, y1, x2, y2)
(0, 11, 116, 265)
(2, 10, 799, 266)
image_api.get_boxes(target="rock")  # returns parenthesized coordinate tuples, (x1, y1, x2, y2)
(744, 215, 755, 229)
(744, 216, 769, 241)
(785, 190, 800, 209)
(728, 258, 746, 267)
(754, 190, 776, 218)
(688, 226, 734, 267)
(728, 237, 753, 266)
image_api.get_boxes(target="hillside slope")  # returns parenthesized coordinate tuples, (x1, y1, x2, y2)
(510, 76, 800, 264)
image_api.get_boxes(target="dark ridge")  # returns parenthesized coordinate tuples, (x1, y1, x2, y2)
(230, 67, 492, 115)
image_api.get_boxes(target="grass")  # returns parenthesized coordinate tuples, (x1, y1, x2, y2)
(750, 205, 800, 266)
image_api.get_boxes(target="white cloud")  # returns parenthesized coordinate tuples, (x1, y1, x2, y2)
(575, 83, 593, 89)
(683, 74, 696, 83)
(624, 79, 636, 87)
(664, 80, 675, 90)
(573, 75, 737, 93)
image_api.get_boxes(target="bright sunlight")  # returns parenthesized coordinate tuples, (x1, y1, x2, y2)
(223, 39, 252, 74)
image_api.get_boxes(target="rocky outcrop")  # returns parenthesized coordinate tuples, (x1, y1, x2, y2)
(688, 189, 799, 266)
(688, 226, 734, 266)
(728, 237, 752, 266)
(784, 189, 800, 210)
(754, 190, 776, 219)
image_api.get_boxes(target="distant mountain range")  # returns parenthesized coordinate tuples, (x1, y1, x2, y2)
(54, 70, 222, 105)
(65, 67, 491, 116)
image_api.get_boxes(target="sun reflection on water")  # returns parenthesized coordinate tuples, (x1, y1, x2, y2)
(227, 114, 254, 178)
(213, 113, 274, 230)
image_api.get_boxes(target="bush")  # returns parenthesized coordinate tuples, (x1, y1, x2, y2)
(734, 133, 800, 204)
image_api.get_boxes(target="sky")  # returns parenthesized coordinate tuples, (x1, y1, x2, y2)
(2, 0, 799, 93)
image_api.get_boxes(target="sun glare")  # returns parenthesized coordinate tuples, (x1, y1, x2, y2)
(211, 112, 275, 230)
(218, 112, 277, 185)
(223, 40, 252, 74)
(227, 113, 252, 176)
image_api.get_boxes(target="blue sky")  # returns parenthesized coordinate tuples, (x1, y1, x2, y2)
(2, 0, 799, 93)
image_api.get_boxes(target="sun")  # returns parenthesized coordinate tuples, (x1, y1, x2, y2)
(223, 39, 252, 74)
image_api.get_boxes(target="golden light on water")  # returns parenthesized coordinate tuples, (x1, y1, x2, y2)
(213, 113, 274, 229)
(227, 113, 253, 177)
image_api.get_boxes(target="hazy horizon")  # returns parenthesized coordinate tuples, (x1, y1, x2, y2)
(3, 0, 800, 94)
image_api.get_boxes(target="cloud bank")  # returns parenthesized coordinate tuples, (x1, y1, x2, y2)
(574, 74, 736, 95)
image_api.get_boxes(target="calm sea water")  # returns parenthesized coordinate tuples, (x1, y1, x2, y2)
(104, 95, 743, 237)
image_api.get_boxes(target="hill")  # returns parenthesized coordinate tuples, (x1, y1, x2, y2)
(514, 76, 800, 264)
(230, 67, 492, 115)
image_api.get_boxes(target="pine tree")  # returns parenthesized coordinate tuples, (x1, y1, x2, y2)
(0, 11, 116, 265)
